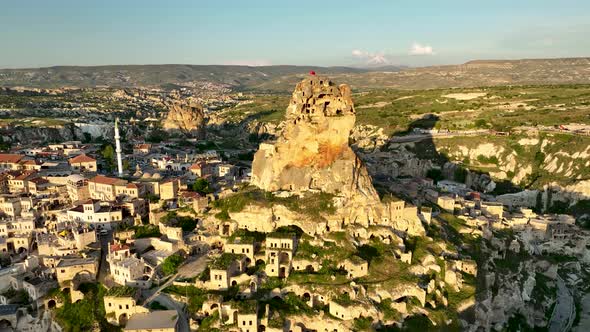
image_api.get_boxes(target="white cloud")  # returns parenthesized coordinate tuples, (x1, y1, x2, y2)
(409, 42, 435, 55)
(352, 49, 368, 57)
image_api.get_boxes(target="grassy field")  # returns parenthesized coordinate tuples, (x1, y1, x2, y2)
(0, 117, 71, 127)
(0, 89, 130, 112)
(218, 84, 590, 136)
(219, 94, 289, 124)
(353, 84, 590, 135)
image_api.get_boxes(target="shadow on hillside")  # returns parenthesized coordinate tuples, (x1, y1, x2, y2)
(210, 101, 525, 201)
(207, 109, 278, 146)
(364, 114, 523, 201)
(204, 109, 279, 170)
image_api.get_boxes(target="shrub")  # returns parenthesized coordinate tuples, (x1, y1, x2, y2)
(161, 254, 184, 276)
(191, 178, 213, 195)
(134, 224, 161, 239)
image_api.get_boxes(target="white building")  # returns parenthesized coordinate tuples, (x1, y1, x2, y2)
(108, 243, 152, 288)
(437, 180, 467, 194)
(67, 199, 124, 230)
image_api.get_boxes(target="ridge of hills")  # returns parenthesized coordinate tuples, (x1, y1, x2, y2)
(1, 57, 590, 91)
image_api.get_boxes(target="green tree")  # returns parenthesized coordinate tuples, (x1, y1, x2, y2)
(0, 137, 10, 152)
(101, 144, 116, 171)
(134, 225, 161, 239)
(82, 132, 92, 143)
(191, 178, 213, 195)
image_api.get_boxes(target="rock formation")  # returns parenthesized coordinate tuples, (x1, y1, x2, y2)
(251, 76, 422, 230)
(252, 76, 376, 197)
(162, 100, 205, 138)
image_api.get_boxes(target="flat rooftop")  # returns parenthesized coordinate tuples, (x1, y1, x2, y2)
(56, 257, 96, 267)
(123, 310, 178, 330)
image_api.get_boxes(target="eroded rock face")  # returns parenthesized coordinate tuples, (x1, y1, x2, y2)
(162, 100, 205, 138)
(251, 76, 379, 207)
(248, 76, 425, 233)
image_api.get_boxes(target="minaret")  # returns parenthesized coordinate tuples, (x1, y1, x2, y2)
(115, 118, 124, 177)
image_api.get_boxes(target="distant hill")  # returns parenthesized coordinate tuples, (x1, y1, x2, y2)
(252, 57, 590, 92)
(1, 57, 589, 91)
(0, 64, 382, 90)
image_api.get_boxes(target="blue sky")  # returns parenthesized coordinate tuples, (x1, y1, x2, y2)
(1, 0, 589, 68)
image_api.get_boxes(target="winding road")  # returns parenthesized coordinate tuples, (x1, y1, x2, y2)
(141, 255, 209, 332)
(548, 276, 575, 332)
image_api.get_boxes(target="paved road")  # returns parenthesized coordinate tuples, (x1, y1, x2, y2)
(177, 255, 209, 279)
(142, 273, 179, 306)
(140, 255, 208, 332)
(389, 130, 488, 143)
(97, 230, 113, 284)
(389, 126, 590, 144)
(548, 276, 575, 332)
(154, 293, 190, 332)
(142, 255, 208, 305)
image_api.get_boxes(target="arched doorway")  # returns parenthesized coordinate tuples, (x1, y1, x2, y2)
(0, 319, 11, 329)
(118, 313, 128, 325)
(72, 270, 95, 288)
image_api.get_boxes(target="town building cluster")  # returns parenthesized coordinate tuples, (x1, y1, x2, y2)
(0, 127, 249, 330)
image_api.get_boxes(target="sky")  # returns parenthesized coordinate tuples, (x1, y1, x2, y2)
(1, 0, 589, 68)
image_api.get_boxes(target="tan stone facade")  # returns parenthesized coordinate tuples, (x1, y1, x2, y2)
(104, 295, 149, 326)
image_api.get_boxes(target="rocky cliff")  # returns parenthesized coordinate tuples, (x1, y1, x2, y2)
(349, 127, 590, 212)
(251, 76, 395, 225)
(252, 76, 377, 197)
(162, 100, 205, 138)
(0, 123, 83, 143)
